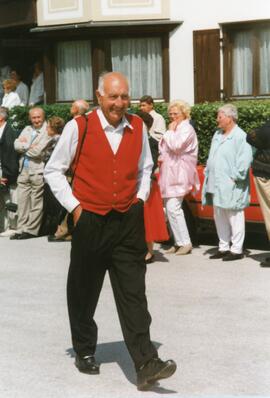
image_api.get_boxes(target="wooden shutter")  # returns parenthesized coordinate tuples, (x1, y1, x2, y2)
(193, 29, 221, 103)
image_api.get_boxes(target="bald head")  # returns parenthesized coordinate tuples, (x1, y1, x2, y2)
(97, 72, 130, 96)
(70, 99, 90, 117)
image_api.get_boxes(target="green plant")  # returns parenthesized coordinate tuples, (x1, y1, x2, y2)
(8, 104, 72, 132)
(191, 100, 270, 164)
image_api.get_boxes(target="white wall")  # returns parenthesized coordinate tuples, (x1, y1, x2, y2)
(169, 0, 270, 104)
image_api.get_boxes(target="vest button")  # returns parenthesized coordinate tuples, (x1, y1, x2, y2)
(113, 193, 117, 197)
(113, 170, 117, 174)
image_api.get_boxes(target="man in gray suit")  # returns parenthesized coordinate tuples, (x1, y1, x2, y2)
(11, 107, 53, 240)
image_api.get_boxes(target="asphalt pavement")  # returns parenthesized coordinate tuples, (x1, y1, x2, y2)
(1, 236, 270, 398)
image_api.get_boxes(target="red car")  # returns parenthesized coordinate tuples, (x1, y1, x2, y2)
(184, 165, 265, 239)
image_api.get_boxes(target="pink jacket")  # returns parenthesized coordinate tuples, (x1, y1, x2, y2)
(158, 119, 200, 198)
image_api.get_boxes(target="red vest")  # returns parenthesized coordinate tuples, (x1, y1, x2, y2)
(72, 110, 143, 215)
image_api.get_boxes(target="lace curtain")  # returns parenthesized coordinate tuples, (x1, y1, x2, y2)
(260, 28, 270, 94)
(232, 31, 253, 96)
(57, 41, 93, 101)
(111, 37, 162, 99)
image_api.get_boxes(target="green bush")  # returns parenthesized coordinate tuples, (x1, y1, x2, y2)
(9, 104, 71, 132)
(191, 100, 270, 164)
(8, 100, 270, 165)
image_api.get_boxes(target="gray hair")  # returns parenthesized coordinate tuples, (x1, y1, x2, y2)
(29, 107, 45, 118)
(0, 106, 8, 120)
(74, 99, 89, 115)
(218, 104, 238, 121)
(97, 72, 108, 95)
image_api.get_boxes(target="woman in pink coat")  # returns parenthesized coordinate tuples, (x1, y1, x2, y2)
(158, 100, 199, 255)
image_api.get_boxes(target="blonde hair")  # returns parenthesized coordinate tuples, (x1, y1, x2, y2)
(48, 116, 65, 135)
(168, 100, 191, 119)
(2, 79, 16, 92)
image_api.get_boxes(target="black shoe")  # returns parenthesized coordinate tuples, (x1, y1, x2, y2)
(137, 358, 177, 391)
(10, 233, 22, 240)
(145, 254, 155, 264)
(17, 232, 37, 240)
(209, 250, 230, 259)
(222, 252, 244, 261)
(75, 354, 100, 375)
(48, 234, 68, 242)
(260, 257, 270, 267)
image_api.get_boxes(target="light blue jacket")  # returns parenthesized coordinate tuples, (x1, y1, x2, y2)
(202, 125, 253, 210)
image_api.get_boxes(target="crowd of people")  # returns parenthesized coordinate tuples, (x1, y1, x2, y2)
(0, 62, 44, 109)
(1, 69, 270, 388)
(0, 77, 269, 264)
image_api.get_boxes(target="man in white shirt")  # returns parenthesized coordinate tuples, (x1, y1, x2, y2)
(28, 62, 44, 106)
(139, 95, 166, 142)
(45, 72, 176, 390)
(10, 70, 29, 106)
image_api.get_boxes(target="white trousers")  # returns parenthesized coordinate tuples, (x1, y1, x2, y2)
(165, 197, 191, 246)
(213, 206, 245, 254)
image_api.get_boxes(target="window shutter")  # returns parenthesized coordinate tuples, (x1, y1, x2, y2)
(193, 29, 221, 103)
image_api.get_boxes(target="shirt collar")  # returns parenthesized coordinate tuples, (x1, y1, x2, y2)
(97, 108, 133, 132)
(218, 124, 237, 140)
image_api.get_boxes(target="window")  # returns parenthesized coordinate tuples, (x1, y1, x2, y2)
(52, 29, 170, 103)
(259, 28, 270, 94)
(111, 37, 163, 99)
(232, 31, 253, 96)
(56, 40, 93, 101)
(224, 23, 270, 98)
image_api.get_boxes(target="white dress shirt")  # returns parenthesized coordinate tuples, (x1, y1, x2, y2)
(16, 81, 29, 106)
(1, 92, 21, 109)
(44, 109, 153, 213)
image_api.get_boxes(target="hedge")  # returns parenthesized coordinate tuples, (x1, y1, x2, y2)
(8, 100, 270, 164)
(132, 100, 270, 164)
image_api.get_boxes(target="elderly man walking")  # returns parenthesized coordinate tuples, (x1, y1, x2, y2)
(11, 107, 53, 240)
(45, 72, 176, 390)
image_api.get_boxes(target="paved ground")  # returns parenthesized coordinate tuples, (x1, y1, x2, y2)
(1, 236, 270, 398)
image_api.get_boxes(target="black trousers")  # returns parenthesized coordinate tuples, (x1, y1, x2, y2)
(67, 201, 158, 370)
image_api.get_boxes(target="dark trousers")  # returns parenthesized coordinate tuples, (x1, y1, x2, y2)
(67, 201, 158, 370)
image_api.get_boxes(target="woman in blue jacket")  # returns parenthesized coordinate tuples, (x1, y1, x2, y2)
(202, 104, 253, 261)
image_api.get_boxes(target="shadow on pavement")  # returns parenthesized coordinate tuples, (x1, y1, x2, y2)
(66, 341, 177, 393)
(197, 230, 269, 251)
(247, 251, 270, 264)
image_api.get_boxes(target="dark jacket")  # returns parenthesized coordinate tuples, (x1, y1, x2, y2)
(246, 120, 270, 179)
(0, 122, 19, 185)
(148, 136, 159, 174)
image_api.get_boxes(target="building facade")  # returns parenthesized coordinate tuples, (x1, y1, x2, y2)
(0, 0, 269, 105)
